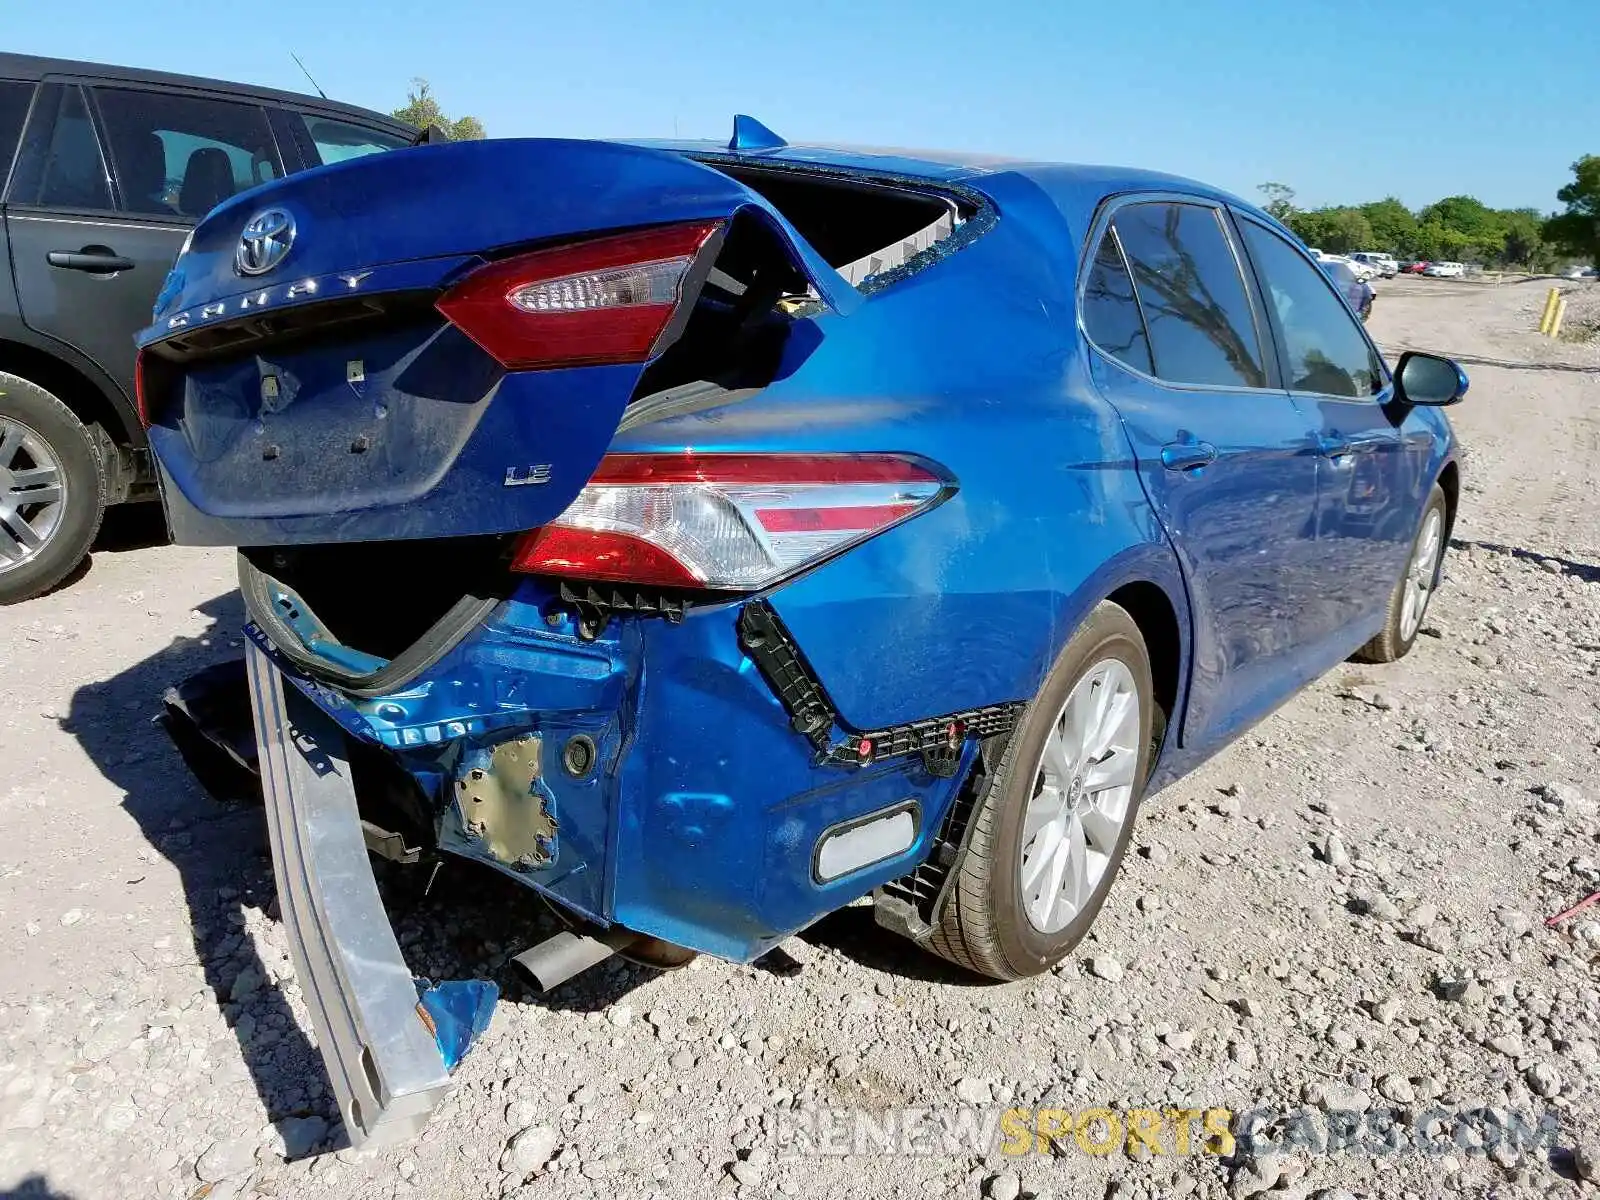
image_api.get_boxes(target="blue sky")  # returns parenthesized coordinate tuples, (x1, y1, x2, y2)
(7, 0, 1596, 213)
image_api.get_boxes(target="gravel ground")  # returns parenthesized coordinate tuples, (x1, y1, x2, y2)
(1, 276, 1597, 1200)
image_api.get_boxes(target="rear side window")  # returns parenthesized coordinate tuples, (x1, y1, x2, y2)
(1239, 219, 1386, 398)
(0, 81, 35, 190)
(93, 87, 283, 218)
(1112, 202, 1267, 389)
(1081, 228, 1154, 375)
(10, 85, 112, 210)
(298, 115, 408, 166)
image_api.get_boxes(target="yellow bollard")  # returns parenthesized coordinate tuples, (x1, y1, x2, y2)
(1539, 287, 1561, 334)
(1551, 296, 1568, 340)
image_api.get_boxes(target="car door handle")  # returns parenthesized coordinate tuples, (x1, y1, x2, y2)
(1160, 441, 1218, 471)
(1317, 435, 1355, 458)
(47, 250, 135, 274)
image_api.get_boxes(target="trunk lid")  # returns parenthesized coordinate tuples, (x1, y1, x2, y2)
(138, 138, 859, 548)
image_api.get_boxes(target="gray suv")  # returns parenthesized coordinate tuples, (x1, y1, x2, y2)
(0, 53, 412, 602)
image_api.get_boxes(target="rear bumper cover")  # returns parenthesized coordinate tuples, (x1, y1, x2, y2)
(246, 641, 457, 1148)
(246, 580, 980, 963)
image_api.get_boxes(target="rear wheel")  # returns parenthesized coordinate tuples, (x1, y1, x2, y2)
(0, 372, 106, 604)
(926, 602, 1153, 981)
(1353, 483, 1447, 663)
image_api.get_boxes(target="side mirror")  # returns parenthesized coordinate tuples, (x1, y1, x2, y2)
(1394, 351, 1468, 406)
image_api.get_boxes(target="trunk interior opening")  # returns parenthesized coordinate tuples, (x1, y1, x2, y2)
(242, 536, 512, 664)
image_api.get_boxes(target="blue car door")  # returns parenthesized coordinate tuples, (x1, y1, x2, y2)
(1232, 215, 1411, 652)
(1080, 197, 1323, 751)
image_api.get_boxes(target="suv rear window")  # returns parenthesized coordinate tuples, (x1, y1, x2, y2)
(93, 87, 283, 218)
(0, 81, 33, 190)
(21, 85, 111, 210)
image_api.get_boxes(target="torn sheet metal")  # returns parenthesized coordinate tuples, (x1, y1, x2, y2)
(452, 734, 559, 870)
(414, 979, 498, 1071)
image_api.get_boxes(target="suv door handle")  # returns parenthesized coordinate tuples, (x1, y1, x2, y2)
(47, 250, 135, 274)
(1160, 441, 1218, 471)
(1317, 434, 1354, 458)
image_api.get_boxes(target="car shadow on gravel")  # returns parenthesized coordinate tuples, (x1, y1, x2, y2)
(1451, 537, 1600, 584)
(62, 590, 335, 1137)
(0, 1175, 79, 1199)
(798, 905, 998, 986)
(63, 590, 664, 1143)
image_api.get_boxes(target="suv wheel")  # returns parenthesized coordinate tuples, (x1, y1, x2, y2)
(0, 372, 106, 604)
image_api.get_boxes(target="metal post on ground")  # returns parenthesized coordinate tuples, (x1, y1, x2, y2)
(1538, 287, 1561, 334)
(1550, 296, 1568, 339)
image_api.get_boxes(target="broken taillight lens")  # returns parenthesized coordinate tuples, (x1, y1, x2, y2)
(511, 453, 950, 590)
(435, 221, 722, 370)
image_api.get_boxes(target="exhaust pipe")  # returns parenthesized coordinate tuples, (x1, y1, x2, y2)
(513, 930, 617, 992)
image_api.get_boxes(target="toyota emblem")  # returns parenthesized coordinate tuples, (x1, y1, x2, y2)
(234, 208, 296, 276)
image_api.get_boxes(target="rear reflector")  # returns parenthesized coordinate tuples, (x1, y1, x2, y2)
(814, 804, 919, 882)
(435, 221, 721, 370)
(512, 452, 949, 591)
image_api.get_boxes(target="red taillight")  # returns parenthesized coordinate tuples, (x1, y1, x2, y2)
(511, 527, 703, 587)
(435, 221, 722, 370)
(134, 349, 150, 427)
(511, 452, 949, 591)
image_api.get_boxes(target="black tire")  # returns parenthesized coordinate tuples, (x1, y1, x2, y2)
(0, 372, 106, 604)
(925, 601, 1154, 981)
(1352, 483, 1447, 664)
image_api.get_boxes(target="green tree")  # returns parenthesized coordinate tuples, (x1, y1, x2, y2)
(1288, 207, 1373, 254)
(1499, 208, 1556, 270)
(1544, 154, 1600, 265)
(1357, 197, 1418, 256)
(1257, 182, 1297, 221)
(392, 78, 486, 140)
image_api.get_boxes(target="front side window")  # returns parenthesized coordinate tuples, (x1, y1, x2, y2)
(1111, 202, 1267, 389)
(1239, 219, 1386, 398)
(93, 88, 283, 218)
(1081, 227, 1154, 375)
(299, 115, 409, 166)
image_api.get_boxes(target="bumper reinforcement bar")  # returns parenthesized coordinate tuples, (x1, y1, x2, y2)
(246, 641, 454, 1149)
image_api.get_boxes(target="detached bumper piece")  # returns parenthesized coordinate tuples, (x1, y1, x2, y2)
(245, 642, 495, 1149)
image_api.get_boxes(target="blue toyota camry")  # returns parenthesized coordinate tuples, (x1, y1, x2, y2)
(137, 118, 1465, 1144)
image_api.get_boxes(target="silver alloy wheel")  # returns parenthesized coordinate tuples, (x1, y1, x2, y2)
(1019, 657, 1141, 934)
(0, 416, 67, 573)
(1399, 507, 1444, 643)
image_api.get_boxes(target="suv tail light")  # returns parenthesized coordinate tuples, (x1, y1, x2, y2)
(436, 221, 723, 370)
(511, 453, 950, 590)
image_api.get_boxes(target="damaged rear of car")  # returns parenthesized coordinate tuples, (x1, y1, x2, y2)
(139, 126, 1083, 1145)
(142, 116, 1468, 1151)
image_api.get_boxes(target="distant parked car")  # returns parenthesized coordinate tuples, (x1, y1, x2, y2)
(1320, 253, 1378, 283)
(1320, 258, 1375, 320)
(1351, 252, 1398, 278)
(1400, 261, 1430, 274)
(1423, 261, 1466, 278)
(1564, 265, 1598, 280)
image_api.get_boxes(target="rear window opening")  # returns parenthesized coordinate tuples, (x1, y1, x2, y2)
(700, 161, 968, 286)
(630, 168, 972, 409)
(242, 536, 512, 663)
